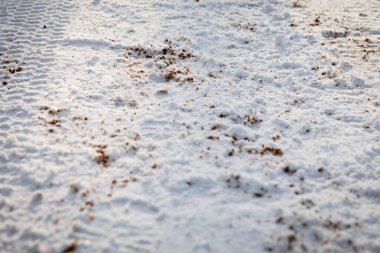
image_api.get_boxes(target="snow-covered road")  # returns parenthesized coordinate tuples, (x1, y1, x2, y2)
(1, 0, 379, 252)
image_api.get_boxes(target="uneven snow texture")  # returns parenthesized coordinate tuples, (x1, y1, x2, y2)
(1, 0, 379, 252)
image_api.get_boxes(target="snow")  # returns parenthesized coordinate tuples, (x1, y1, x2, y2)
(1, 0, 379, 252)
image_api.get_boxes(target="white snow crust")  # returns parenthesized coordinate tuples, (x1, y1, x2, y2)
(1, 0, 379, 252)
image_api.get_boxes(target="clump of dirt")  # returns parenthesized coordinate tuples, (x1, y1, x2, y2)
(283, 166, 297, 175)
(40, 106, 65, 115)
(217, 111, 262, 127)
(39, 106, 66, 132)
(227, 149, 235, 156)
(234, 22, 256, 31)
(2, 59, 23, 86)
(93, 145, 110, 167)
(226, 174, 241, 189)
(287, 234, 297, 251)
(276, 216, 284, 224)
(2, 59, 22, 76)
(210, 123, 221, 130)
(49, 119, 61, 126)
(8, 66, 23, 74)
(62, 241, 78, 253)
(207, 135, 220, 141)
(218, 112, 228, 118)
(163, 69, 188, 82)
(69, 184, 80, 194)
(243, 114, 262, 125)
(253, 192, 264, 198)
(310, 16, 321, 26)
(301, 199, 315, 209)
(259, 146, 283, 156)
(85, 201, 94, 208)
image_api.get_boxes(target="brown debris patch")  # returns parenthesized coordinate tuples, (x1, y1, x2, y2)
(275, 216, 284, 224)
(234, 22, 256, 31)
(287, 234, 297, 251)
(125, 39, 195, 84)
(40, 106, 65, 115)
(49, 119, 61, 126)
(163, 69, 182, 82)
(208, 72, 216, 78)
(310, 16, 321, 26)
(218, 112, 228, 118)
(163, 68, 193, 83)
(93, 145, 110, 167)
(243, 115, 262, 125)
(301, 199, 315, 209)
(207, 135, 219, 141)
(226, 174, 240, 189)
(69, 184, 80, 194)
(324, 218, 341, 232)
(283, 166, 297, 175)
(8, 66, 23, 74)
(210, 124, 221, 130)
(62, 241, 78, 253)
(85, 201, 94, 208)
(259, 146, 283, 156)
(362, 49, 377, 61)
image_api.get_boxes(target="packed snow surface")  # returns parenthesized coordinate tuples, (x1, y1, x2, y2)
(1, 0, 380, 252)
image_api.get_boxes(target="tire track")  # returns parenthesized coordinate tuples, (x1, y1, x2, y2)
(0, 1, 75, 252)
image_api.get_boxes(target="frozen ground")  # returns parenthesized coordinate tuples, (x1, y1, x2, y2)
(0, 0, 379, 252)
